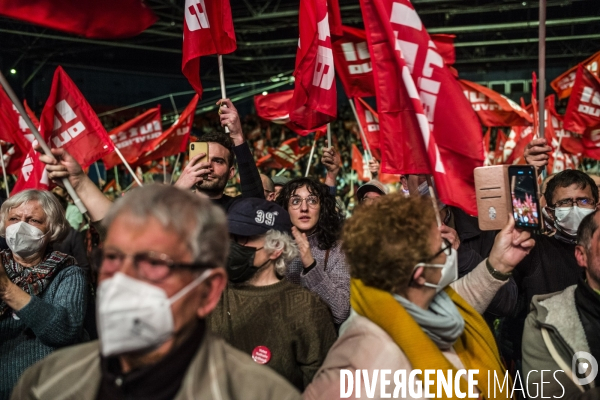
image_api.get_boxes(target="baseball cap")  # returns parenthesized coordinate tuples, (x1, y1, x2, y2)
(356, 180, 389, 200)
(228, 198, 292, 237)
(272, 176, 290, 187)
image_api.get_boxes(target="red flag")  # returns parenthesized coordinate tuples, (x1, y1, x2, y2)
(134, 95, 199, 165)
(328, 0, 343, 39)
(182, 0, 237, 96)
(103, 107, 162, 169)
(430, 34, 456, 66)
(256, 153, 283, 170)
(551, 51, 600, 99)
(482, 127, 492, 165)
(582, 127, 600, 159)
(505, 126, 534, 165)
(494, 130, 507, 164)
(0, 89, 36, 154)
(254, 91, 327, 136)
(563, 65, 600, 134)
(460, 80, 532, 126)
(351, 144, 370, 182)
(353, 97, 380, 158)
(268, 138, 312, 169)
(289, 0, 337, 131)
(360, 0, 483, 215)
(0, 0, 157, 38)
(12, 67, 114, 194)
(332, 26, 376, 98)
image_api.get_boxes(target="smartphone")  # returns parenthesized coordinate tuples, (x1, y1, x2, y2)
(508, 165, 541, 230)
(474, 165, 511, 231)
(189, 142, 209, 164)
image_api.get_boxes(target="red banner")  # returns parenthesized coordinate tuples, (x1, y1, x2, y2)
(103, 107, 162, 169)
(289, 0, 337, 131)
(254, 91, 327, 136)
(430, 34, 456, 66)
(563, 65, 600, 134)
(267, 138, 312, 169)
(353, 97, 380, 159)
(0, 0, 157, 38)
(333, 26, 376, 98)
(328, 0, 343, 39)
(134, 95, 199, 165)
(494, 129, 507, 164)
(582, 127, 600, 159)
(351, 144, 370, 182)
(182, 0, 237, 97)
(551, 51, 600, 99)
(460, 80, 532, 127)
(360, 0, 483, 215)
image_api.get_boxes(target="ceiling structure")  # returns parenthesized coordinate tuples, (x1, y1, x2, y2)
(0, 0, 599, 96)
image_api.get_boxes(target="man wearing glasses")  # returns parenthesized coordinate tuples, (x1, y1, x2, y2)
(500, 169, 599, 376)
(11, 185, 300, 400)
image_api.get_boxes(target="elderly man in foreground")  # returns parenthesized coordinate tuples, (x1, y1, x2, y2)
(11, 185, 300, 400)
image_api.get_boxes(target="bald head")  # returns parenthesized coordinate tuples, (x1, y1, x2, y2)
(261, 174, 275, 201)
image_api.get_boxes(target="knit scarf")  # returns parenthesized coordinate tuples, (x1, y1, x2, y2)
(0, 249, 75, 317)
(351, 279, 511, 400)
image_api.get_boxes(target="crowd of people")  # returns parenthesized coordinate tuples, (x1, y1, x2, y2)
(1, 99, 600, 399)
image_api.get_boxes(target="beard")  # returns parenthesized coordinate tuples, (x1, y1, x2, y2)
(195, 173, 230, 197)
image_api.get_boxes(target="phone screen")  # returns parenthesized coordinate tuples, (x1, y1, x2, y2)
(508, 166, 540, 230)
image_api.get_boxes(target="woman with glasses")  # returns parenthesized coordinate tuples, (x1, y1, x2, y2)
(0, 190, 88, 400)
(305, 194, 535, 399)
(276, 177, 350, 325)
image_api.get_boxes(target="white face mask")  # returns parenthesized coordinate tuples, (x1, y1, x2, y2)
(413, 247, 458, 293)
(97, 269, 212, 357)
(553, 206, 595, 236)
(5, 221, 47, 258)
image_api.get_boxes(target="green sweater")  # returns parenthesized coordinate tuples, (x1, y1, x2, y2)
(207, 279, 337, 391)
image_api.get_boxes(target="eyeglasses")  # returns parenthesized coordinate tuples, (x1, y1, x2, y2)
(423, 239, 452, 262)
(289, 195, 320, 209)
(98, 249, 210, 282)
(552, 197, 596, 209)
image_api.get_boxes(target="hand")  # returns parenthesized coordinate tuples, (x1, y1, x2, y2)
(368, 159, 380, 176)
(440, 224, 460, 250)
(488, 216, 535, 274)
(292, 226, 315, 268)
(524, 138, 552, 171)
(321, 145, 341, 176)
(217, 98, 244, 146)
(35, 144, 85, 190)
(174, 154, 212, 190)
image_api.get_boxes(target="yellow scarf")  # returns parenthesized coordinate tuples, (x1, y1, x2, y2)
(351, 279, 512, 400)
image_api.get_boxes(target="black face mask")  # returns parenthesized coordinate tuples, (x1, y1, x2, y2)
(226, 241, 263, 283)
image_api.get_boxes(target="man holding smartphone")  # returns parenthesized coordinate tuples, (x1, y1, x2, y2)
(175, 99, 264, 212)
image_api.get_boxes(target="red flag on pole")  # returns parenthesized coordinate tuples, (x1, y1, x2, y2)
(327, 0, 343, 39)
(134, 95, 199, 165)
(494, 130, 507, 164)
(353, 97, 380, 158)
(551, 51, 600, 99)
(0, 0, 157, 38)
(267, 138, 312, 169)
(288, 0, 337, 131)
(103, 107, 162, 169)
(332, 26, 376, 98)
(460, 80, 532, 127)
(563, 65, 600, 134)
(0, 89, 36, 155)
(360, 0, 483, 215)
(582, 127, 600, 159)
(351, 144, 370, 182)
(12, 66, 114, 194)
(254, 91, 327, 136)
(182, 0, 237, 97)
(430, 34, 456, 66)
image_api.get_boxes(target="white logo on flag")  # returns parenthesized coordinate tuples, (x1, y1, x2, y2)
(578, 86, 600, 117)
(185, 0, 210, 31)
(312, 14, 334, 90)
(51, 99, 86, 148)
(341, 42, 372, 75)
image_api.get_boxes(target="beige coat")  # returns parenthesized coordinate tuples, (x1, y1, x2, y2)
(304, 260, 508, 400)
(11, 332, 301, 400)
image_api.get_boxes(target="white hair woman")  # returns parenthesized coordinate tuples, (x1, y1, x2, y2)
(208, 198, 337, 391)
(0, 190, 88, 400)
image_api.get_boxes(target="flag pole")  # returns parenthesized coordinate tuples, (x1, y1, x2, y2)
(348, 98, 373, 160)
(426, 176, 443, 228)
(93, 162, 103, 189)
(538, 0, 546, 141)
(218, 55, 230, 134)
(304, 133, 318, 177)
(327, 123, 332, 148)
(162, 157, 167, 184)
(0, 142, 9, 199)
(275, 168, 287, 176)
(0, 71, 88, 214)
(112, 146, 143, 186)
(114, 166, 121, 193)
(169, 153, 181, 185)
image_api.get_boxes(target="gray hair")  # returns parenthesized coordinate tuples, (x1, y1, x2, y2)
(263, 229, 299, 276)
(102, 184, 229, 268)
(0, 190, 69, 243)
(577, 210, 598, 251)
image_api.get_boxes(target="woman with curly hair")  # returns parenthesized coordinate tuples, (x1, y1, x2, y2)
(276, 177, 350, 325)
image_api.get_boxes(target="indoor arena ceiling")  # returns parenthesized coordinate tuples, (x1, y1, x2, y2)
(0, 0, 599, 84)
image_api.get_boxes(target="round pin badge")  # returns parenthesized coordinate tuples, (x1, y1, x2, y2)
(252, 346, 271, 364)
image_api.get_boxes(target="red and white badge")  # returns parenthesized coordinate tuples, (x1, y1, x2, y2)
(252, 346, 271, 364)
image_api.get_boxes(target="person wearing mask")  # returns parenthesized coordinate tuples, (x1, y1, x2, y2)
(304, 194, 535, 399)
(500, 169, 598, 373)
(11, 185, 300, 400)
(522, 210, 600, 398)
(208, 198, 336, 390)
(276, 177, 350, 325)
(0, 190, 88, 400)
